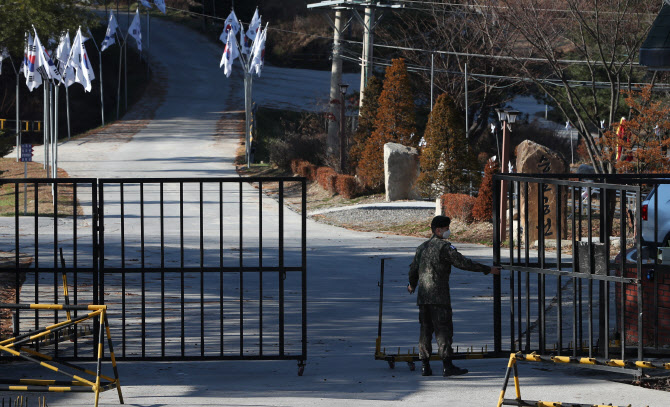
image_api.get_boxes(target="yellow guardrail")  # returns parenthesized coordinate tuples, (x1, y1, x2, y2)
(497, 352, 666, 407)
(0, 304, 123, 407)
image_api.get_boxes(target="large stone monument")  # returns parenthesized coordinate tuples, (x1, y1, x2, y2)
(516, 140, 568, 242)
(384, 142, 420, 201)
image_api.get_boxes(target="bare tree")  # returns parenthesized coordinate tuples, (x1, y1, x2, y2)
(377, 3, 527, 148)
(482, 0, 658, 173)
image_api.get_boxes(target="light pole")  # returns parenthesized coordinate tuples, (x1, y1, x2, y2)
(339, 83, 349, 173)
(496, 108, 519, 242)
(565, 120, 574, 165)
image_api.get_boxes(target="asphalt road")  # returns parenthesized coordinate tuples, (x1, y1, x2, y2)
(2, 13, 668, 407)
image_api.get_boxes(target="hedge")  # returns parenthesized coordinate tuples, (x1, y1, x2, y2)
(441, 193, 476, 223)
(336, 174, 358, 199)
(316, 167, 338, 194)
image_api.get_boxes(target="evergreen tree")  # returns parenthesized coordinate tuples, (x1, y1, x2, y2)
(472, 157, 499, 222)
(417, 93, 477, 196)
(357, 58, 416, 190)
(0, 1, 94, 56)
(349, 75, 382, 174)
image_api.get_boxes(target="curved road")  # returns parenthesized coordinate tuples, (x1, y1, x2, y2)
(12, 14, 667, 407)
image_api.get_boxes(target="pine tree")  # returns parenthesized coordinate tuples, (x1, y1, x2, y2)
(417, 93, 477, 196)
(349, 76, 383, 174)
(472, 157, 499, 222)
(357, 59, 416, 190)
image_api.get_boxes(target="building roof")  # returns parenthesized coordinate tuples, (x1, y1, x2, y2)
(640, 4, 670, 70)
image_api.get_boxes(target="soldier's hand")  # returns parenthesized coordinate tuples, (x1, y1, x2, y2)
(407, 284, 415, 294)
(490, 266, 501, 276)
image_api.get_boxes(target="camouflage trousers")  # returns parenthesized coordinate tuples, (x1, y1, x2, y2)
(418, 304, 454, 361)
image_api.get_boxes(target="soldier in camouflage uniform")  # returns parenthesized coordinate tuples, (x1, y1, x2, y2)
(408, 216, 499, 377)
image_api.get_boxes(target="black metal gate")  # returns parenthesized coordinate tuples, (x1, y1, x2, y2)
(493, 173, 670, 372)
(0, 177, 307, 373)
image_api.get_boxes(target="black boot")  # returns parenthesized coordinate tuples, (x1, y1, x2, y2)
(443, 359, 468, 377)
(421, 361, 433, 376)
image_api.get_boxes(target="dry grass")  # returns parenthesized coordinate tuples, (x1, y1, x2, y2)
(0, 158, 82, 217)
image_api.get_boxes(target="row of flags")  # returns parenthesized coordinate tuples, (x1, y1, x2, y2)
(1, 5, 264, 93)
(140, 0, 166, 14)
(23, 27, 95, 92)
(1, 0, 158, 93)
(220, 9, 267, 78)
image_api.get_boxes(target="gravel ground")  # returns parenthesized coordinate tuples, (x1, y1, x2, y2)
(312, 208, 435, 229)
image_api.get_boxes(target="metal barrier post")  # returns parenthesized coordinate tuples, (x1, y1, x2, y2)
(493, 175, 502, 353)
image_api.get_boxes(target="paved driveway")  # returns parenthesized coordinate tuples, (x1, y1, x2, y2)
(2, 13, 667, 407)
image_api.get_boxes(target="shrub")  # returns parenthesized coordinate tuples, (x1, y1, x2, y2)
(348, 76, 383, 173)
(336, 174, 358, 199)
(472, 158, 499, 222)
(316, 167, 338, 193)
(441, 193, 476, 223)
(417, 93, 478, 197)
(267, 113, 327, 171)
(290, 159, 303, 175)
(576, 138, 590, 163)
(297, 161, 318, 181)
(357, 59, 416, 190)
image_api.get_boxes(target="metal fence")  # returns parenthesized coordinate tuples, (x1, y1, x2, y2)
(493, 173, 670, 372)
(0, 177, 307, 373)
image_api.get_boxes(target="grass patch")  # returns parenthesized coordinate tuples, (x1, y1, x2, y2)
(0, 158, 81, 217)
(382, 221, 433, 237)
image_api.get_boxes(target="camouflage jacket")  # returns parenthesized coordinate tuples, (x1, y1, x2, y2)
(409, 235, 491, 305)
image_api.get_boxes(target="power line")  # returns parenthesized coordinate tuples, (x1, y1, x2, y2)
(162, 3, 642, 66)
(339, 54, 669, 90)
(388, 0, 658, 16)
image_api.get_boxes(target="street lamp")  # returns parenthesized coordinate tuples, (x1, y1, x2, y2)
(339, 83, 349, 173)
(496, 108, 519, 242)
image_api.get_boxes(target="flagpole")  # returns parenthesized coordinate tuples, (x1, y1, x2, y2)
(65, 85, 71, 139)
(50, 81, 55, 201)
(43, 84, 48, 172)
(116, 33, 123, 120)
(146, 9, 150, 78)
(237, 19, 253, 167)
(87, 27, 105, 126)
(54, 82, 59, 179)
(50, 81, 54, 178)
(124, 40, 127, 111)
(8, 55, 20, 162)
(16, 69, 20, 161)
(51, 81, 55, 178)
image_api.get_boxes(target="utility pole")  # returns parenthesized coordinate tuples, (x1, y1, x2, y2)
(308, 1, 401, 117)
(358, 6, 374, 111)
(327, 10, 344, 158)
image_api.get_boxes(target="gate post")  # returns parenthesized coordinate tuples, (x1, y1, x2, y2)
(493, 175, 502, 353)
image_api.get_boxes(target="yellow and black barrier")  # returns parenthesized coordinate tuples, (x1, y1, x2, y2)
(0, 303, 123, 407)
(374, 336, 495, 370)
(496, 352, 667, 407)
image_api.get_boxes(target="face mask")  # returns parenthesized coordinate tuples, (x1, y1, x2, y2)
(442, 230, 451, 240)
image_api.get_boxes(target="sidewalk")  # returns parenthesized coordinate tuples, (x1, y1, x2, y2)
(308, 200, 436, 216)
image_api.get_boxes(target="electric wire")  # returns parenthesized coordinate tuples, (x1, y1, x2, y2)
(339, 54, 670, 90)
(155, 4, 656, 88)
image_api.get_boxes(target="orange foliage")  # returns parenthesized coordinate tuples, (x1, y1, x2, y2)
(441, 193, 476, 223)
(598, 85, 670, 173)
(316, 167, 338, 193)
(472, 158, 499, 222)
(349, 76, 383, 174)
(336, 175, 358, 199)
(357, 59, 416, 190)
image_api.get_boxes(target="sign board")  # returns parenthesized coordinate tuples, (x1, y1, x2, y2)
(20, 144, 33, 162)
